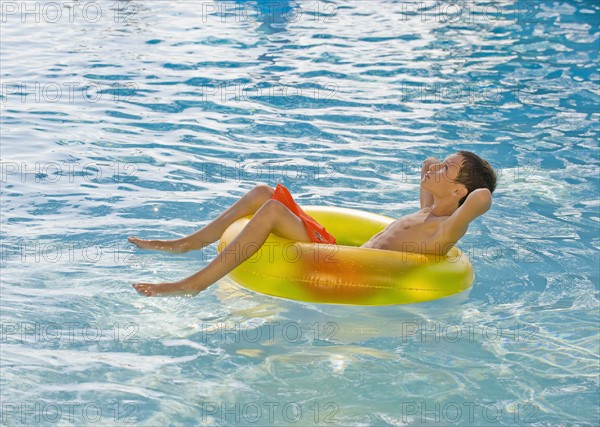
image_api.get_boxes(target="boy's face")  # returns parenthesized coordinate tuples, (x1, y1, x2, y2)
(421, 153, 467, 197)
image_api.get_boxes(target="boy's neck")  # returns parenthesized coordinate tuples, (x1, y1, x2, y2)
(422, 200, 459, 217)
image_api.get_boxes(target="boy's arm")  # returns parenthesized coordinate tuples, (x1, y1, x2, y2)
(437, 188, 493, 247)
(420, 157, 439, 209)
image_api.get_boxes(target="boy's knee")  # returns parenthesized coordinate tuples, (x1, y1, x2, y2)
(262, 199, 285, 213)
(254, 184, 274, 198)
(254, 199, 286, 223)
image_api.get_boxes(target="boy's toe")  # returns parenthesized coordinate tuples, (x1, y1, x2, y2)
(132, 283, 150, 296)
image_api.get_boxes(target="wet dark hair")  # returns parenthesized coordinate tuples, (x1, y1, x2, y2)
(454, 151, 497, 207)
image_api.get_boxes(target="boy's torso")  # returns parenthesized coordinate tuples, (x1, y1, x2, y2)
(360, 210, 452, 254)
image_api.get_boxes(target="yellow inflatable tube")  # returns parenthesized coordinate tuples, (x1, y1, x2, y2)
(218, 206, 474, 305)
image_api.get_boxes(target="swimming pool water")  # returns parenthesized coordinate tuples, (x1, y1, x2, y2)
(1, 1, 598, 425)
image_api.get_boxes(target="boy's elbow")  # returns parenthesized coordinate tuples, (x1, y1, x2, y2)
(421, 157, 440, 176)
(472, 189, 492, 213)
(422, 157, 440, 167)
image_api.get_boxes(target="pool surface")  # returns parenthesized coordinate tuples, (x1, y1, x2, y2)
(1, 1, 599, 426)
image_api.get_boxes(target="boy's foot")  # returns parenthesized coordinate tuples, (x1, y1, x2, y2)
(132, 280, 209, 297)
(128, 236, 186, 252)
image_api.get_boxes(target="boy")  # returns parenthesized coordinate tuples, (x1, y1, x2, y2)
(130, 151, 496, 296)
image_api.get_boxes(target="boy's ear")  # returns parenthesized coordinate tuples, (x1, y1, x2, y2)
(455, 186, 468, 199)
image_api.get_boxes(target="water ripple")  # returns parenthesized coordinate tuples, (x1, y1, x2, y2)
(1, 0, 598, 425)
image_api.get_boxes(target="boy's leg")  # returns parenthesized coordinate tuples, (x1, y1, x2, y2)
(128, 184, 275, 252)
(132, 199, 312, 296)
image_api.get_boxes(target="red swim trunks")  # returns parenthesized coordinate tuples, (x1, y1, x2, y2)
(271, 183, 337, 244)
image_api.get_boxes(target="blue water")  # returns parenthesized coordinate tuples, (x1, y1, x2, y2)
(1, 1, 598, 426)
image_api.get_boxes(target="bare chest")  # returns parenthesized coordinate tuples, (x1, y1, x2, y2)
(361, 212, 447, 253)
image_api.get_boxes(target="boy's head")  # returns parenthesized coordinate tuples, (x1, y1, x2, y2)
(422, 151, 497, 207)
(454, 150, 497, 207)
